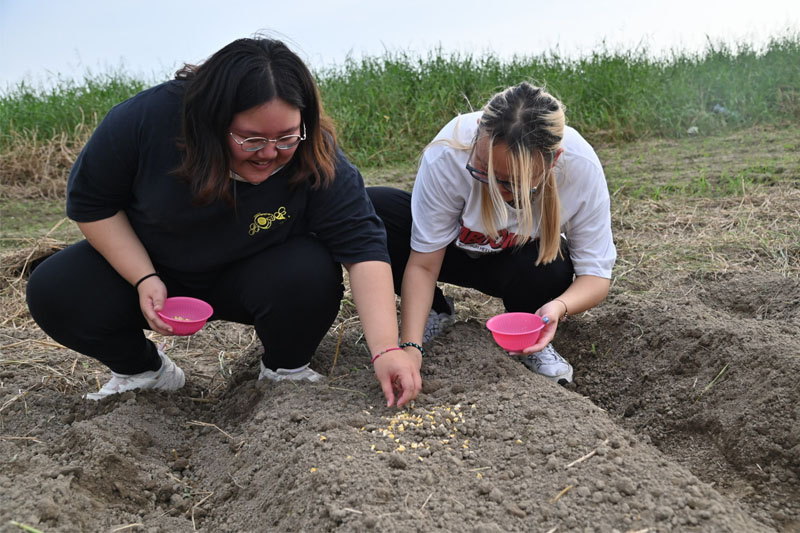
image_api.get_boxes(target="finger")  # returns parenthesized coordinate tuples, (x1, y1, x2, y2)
(150, 294, 166, 313)
(141, 295, 172, 333)
(142, 283, 167, 313)
(145, 308, 172, 333)
(154, 317, 173, 334)
(523, 336, 552, 354)
(395, 373, 416, 408)
(379, 376, 396, 408)
(147, 317, 173, 336)
(161, 323, 174, 334)
(522, 323, 557, 353)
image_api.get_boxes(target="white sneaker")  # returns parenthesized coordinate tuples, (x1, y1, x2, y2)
(258, 361, 324, 383)
(520, 344, 573, 385)
(85, 350, 185, 400)
(422, 296, 455, 344)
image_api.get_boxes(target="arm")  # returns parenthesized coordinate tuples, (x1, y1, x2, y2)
(346, 260, 421, 408)
(518, 133, 615, 353)
(399, 248, 447, 346)
(524, 274, 611, 353)
(77, 211, 173, 335)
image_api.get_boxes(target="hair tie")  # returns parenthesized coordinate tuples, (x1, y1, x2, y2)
(134, 272, 160, 289)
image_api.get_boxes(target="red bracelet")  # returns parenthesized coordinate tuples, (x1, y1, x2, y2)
(371, 346, 403, 364)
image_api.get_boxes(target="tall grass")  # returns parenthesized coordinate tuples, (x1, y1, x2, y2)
(1, 32, 798, 171)
(319, 32, 800, 165)
(0, 71, 148, 144)
(0, 71, 150, 199)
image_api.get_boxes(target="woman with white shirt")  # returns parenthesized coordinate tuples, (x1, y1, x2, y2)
(368, 82, 616, 385)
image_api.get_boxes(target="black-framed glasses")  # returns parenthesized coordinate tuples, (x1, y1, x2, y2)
(229, 122, 306, 151)
(466, 142, 538, 195)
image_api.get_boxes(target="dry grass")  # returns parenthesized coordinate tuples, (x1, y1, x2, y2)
(0, 127, 91, 200)
(1, 125, 797, 400)
(3, 183, 795, 399)
(611, 185, 800, 293)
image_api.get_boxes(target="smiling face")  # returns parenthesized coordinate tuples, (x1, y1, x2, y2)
(227, 98, 303, 185)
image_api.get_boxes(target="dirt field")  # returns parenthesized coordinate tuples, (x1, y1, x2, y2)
(1, 126, 798, 532)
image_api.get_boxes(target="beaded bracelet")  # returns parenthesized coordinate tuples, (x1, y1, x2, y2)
(371, 346, 403, 364)
(134, 272, 160, 289)
(399, 341, 425, 358)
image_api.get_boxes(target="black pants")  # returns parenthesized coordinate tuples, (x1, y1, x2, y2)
(26, 236, 343, 374)
(367, 187, 574, 314)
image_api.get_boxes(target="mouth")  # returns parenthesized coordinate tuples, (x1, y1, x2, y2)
(248, 160, 274, 169)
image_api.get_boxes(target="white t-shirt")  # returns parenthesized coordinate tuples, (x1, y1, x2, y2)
(410, 111, 616, 279)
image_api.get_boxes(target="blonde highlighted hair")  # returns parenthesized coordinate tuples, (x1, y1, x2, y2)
(478, 83, 565, 265)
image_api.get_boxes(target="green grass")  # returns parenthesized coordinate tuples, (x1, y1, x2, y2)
(0, 70, 148, 145)
(600, 121, 800, 200)
(1, 32, 798, 172)
(0, 199, 81, 251)
(318, 32, 800, 165)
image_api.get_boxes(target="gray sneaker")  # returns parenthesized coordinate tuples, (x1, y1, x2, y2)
(259, 361, 324, 382)
(85, 349, 185, 400)
(423, 296, 455, 344)
(520, 344, 573, 385)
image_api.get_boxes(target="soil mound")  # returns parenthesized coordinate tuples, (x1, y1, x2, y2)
(1, 271, 798, 531)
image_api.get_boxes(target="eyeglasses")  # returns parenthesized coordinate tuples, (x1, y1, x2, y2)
(465, 143, 538, 195)
(229, 122, 306, 151)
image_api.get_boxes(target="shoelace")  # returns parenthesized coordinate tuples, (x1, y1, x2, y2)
(529, 347, 561, 368)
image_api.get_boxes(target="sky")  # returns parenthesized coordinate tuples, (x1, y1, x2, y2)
(1, 0, 798, 91)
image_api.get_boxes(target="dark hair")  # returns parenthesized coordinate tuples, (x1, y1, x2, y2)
(174, 38, 337, 204)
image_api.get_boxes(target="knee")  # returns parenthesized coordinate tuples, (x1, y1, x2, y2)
(285, 259, 343, 304)
(366, 186, 390, 211)
(367, 186, 409, 219)
(26, 254, 70, 324)
(262, 238, 344, 307)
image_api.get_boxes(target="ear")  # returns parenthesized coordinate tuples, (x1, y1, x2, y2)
(551, 147, 564, 168)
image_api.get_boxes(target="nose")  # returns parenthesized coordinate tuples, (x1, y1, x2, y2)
(254, 142, 279, 158)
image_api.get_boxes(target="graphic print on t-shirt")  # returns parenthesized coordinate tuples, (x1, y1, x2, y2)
(249, 207, 290, 236)
(456, 224, 518, 253)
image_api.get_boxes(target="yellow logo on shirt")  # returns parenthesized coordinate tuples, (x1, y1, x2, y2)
(249, 207, 289, 235)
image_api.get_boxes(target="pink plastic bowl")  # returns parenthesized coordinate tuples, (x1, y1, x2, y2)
(157, 297, 214, 336)
(486, 312, 545, 351)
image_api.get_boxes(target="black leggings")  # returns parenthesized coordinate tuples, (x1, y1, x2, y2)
(367, 186, 574, 314)
(26, 236, 343, 374)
